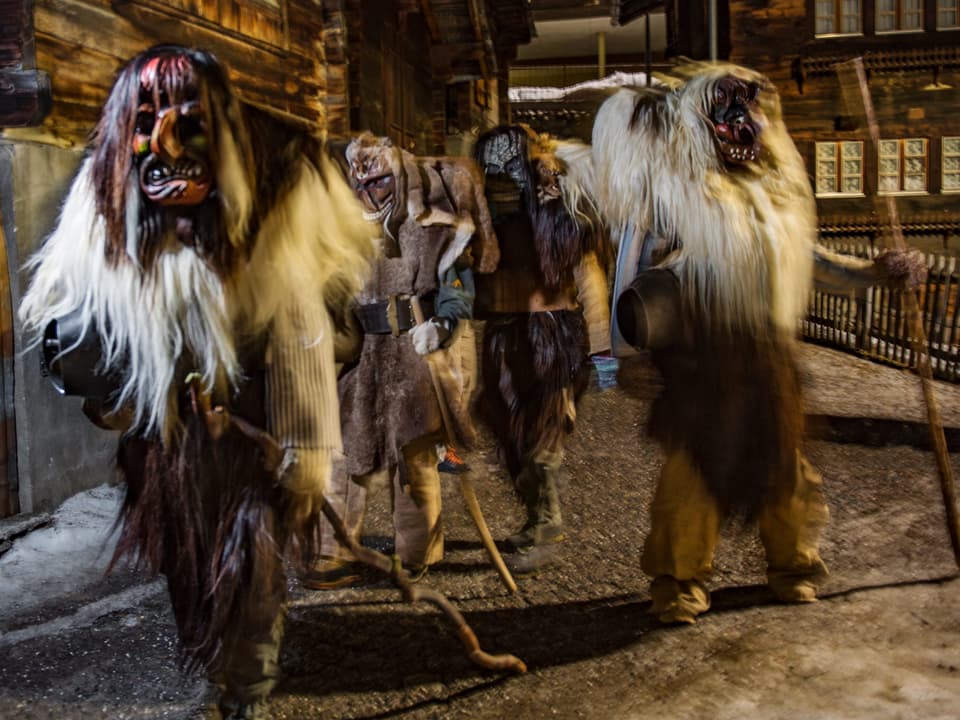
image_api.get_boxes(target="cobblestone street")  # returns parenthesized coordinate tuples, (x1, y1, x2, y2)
(1, 342, 959, 719)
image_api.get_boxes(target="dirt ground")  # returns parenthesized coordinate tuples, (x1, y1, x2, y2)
(1, 341, 959, 719)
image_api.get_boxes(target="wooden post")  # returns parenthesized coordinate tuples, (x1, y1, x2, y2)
(0, 210, 15, 517)
(839, 58, 960, 568)
(409, 296, 518, 594)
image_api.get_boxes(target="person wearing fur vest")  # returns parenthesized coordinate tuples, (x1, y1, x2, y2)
(474, 125, 611, 575)
(303, 134, 499, 588)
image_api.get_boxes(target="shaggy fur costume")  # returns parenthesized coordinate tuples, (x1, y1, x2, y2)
(593, 64, 817, 518)
(593, 64, 830, 621)
(338, 134, 495, 477)
(18, 45, 373, 706)
(475, 126, 609, 485)
(345, 132, 498, 275)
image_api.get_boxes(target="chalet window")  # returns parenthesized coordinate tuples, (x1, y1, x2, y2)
(942, 137, 960, 191)
(876, 0, 924, 31)
(815, 0, 863, 35)
(878, 138, 928, 193)
(816, 141, 864, 195)
(938, 0, 960, 28)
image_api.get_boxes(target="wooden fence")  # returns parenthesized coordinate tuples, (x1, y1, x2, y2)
(802, 241, 960, 383)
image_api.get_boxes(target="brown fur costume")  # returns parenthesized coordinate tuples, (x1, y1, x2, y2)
(475, 126, 610, 550)
(338, 133, 497, 475)
(593, 64, 829, 622)
(18, 46, 373, 712)
(310, 134, 496, 574)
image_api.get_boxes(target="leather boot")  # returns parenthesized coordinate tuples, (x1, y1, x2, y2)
(507, 459, 564, 552)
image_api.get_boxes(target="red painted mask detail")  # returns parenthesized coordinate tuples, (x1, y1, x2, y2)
(711, 77, 763, 166)
(133, 55, 213, 206)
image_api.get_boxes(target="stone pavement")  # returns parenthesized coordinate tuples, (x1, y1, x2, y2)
(0, 342, 958, 720)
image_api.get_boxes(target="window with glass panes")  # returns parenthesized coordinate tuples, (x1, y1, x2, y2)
(878, 139, 927, 193)
(943, 138, 960, 191)
(815, 0, 863, 34)
(816, 141, 863, 195)
(877, 0, 924, 30)
(938, 0, 960, 27)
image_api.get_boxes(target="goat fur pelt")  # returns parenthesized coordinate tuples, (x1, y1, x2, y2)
(344, 131, 499, 275)
(18, 45, 374, 674)
(592, 64, 817, 516)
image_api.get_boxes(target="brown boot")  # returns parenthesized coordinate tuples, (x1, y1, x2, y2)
(301, 556, 362, 590)
(507, 460, 564, 552)
(505, 544, 561, 576)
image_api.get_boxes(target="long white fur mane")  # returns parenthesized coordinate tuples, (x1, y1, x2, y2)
(20, 144, 374, 444)
(553, 138, 602, 234)
(592, 64, 816, 334)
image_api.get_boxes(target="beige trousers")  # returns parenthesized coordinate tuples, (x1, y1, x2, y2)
(641, 448, 829, 620)
(320, 432, 444, 566)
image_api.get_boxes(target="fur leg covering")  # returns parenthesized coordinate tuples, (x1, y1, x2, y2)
(113, 412, 289, 678)
(650, 330, 804, 520)
(480, 310, 591, 484)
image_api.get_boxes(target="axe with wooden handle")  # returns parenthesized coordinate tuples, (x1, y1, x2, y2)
(410, 295, 518, 594)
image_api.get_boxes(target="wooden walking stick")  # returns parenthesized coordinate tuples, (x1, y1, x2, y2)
(319, 496, 525, 672)
(410, 295, 519, 594)
(837, 58, 960, 569)
(185, 377, 526, 674)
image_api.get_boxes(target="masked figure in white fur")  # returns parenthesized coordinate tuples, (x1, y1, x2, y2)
(304, 132, 499, 588)
(594, 64, 924, 624)
(18, 45, 374, 717)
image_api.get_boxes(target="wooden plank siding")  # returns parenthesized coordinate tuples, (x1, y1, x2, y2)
(728, 0, 960, 236)
(1, 0, 337, 149)
(1, 0, 533, 150)
(0, 0, 52, 128)
(342, 0, 446, 154)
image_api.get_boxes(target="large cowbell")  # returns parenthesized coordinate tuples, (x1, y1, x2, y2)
(611, 225, 684, 355)
(41, 308, 119, 399)
(616, 268, 683, 351)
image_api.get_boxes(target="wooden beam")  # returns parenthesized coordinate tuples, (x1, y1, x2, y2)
(467, 0, 496, 75)
(532, 1, 612, 23)
(613, 0, 665, 27)
(0, 68, 50, 126)
(418, 0, 443, 43)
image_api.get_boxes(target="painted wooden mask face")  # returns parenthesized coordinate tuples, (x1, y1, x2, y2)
(710, 76, 763, 166)
(345, 134, 399, 221)
(132, 53, 213, 206)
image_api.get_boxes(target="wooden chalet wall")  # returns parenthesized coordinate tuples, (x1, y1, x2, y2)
(340, 0, 530, 156)
(0, 0, 51, 129)
(728, 0, 960, 253)
(2, 0, 338, 149)
(0, 1, 347, 516)
(342, 0, 439, 154)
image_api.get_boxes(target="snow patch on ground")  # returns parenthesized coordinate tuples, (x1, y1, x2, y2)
(0, 484, 123, 625)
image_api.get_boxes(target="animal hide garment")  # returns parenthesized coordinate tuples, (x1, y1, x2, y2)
(18, 45, 375, 673)
(592, 63, 817, 516)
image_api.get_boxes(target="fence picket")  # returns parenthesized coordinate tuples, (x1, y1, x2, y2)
(805, 241, 959, 383)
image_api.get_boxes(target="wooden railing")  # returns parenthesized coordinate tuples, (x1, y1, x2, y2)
(803, 240, 960, 383)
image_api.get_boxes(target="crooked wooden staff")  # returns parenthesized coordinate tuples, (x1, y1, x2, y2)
(187, 377, 526, 674)
(837, 58, 960, 569)
(410, 296, 519, 594)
